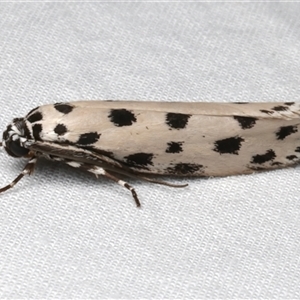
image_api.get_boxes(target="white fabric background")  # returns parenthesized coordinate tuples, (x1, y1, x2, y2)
(0, 2, 300, 299)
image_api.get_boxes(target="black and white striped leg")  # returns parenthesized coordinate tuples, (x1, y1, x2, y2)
(65, 161, 141, 207)
(0, 157, 37, 193)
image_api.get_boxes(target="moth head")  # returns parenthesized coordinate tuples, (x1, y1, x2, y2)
(2, 118, 30, 157)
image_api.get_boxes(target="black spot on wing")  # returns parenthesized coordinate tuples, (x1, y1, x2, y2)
(27, 111, 43, 123)
(233, 102, 249, 104)
(54, 124, 68, 135)
(166, 163, 204, 175)
(166, 141, 183, 153)
(276, 125, 298, 140)
(124, 153, 154, 168)
(284, 102, 295, 106)
(108, 109, 137, 127)
(26, 106, 40, 117)
(251, 149, 276, 164)
(213, 136, 244, 155)
(271, 161, 283, 166)
(260, 110, 274, 115)
(286, 155, 298, 161)
(166, 113, 191, 129)
(54, 103, 74, 114)
(247, 166, 266, 171)
(23, 122, 32, 139)
(295, 147, 300, 153)
(233, 116, 257, 129)
(272, 105, 288, 111)
(77, 132, 100, 145)
(32, 124, 43, 141)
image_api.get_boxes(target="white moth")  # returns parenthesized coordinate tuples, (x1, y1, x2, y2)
(1, 100, 300, 206)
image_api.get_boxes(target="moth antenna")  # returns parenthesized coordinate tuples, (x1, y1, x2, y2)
(0, 157, 37, 193)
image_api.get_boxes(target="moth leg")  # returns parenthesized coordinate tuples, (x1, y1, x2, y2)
(0, 157, 37, 193)
(100, 170, 141, 208)
(65, 161, 141, 207)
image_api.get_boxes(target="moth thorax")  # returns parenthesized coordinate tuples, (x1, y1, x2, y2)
(2, 118, 30, 157)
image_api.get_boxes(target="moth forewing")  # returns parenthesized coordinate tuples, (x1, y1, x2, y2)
(1, 100, 300, 206)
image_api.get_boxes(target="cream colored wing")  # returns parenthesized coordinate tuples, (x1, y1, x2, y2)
(25, 101, 300, 177)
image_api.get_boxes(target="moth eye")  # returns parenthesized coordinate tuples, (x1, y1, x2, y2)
(5, 138, 29, 157)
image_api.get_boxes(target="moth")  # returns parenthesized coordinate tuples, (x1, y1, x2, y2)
(1, 100, 300, 207)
